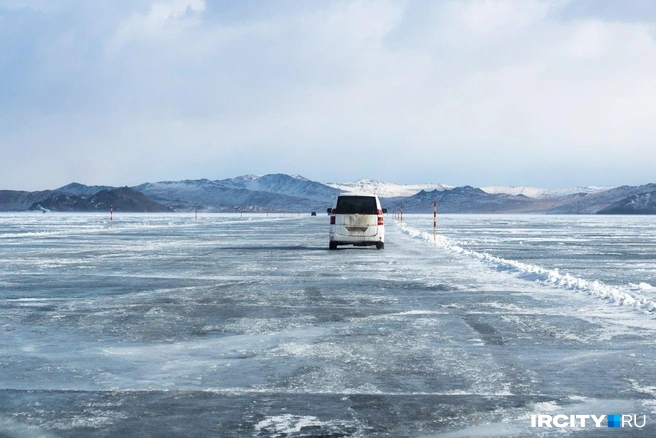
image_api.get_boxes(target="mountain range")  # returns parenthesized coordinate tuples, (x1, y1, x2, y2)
(1, 174, 655, 214)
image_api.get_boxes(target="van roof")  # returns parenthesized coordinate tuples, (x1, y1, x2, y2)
(338, 192, 378, 197)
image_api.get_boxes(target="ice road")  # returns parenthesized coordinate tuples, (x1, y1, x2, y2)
(1, 213, 655, 437)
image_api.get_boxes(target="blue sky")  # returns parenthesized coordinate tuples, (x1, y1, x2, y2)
(1, 0, 655, 190)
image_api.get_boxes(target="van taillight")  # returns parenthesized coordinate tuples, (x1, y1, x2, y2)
(377, 209, 384, 225)
(330, 209, 336, 225)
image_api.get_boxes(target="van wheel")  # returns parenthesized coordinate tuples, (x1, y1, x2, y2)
(376, 242, 384, 250)
(329, 242, 337, 250)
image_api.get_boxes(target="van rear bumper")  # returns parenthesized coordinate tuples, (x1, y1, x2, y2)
(329, 231, 384, 245)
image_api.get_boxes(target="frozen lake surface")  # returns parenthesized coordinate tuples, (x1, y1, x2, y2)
(1, 213, 655, 437)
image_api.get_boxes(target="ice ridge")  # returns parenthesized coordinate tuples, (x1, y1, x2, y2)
(398, 223, 656, 313)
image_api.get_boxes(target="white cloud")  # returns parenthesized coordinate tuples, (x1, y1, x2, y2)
(2, 0, 656, 189)
(441, 0, 554, 39)
(566, 20, 610, 59)
(108, 0, 205, 51)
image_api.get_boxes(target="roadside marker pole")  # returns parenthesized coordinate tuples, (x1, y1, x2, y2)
(110, 205, 113, 229)
(433, 200, 437, 242)
(195, 207, 198, 223)
(400, 206, 403, 227)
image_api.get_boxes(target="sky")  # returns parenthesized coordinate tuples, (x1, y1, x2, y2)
(1, 0, 655, 191)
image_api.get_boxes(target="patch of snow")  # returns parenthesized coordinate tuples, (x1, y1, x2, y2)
(254, 414, 359, 436)
(233, 174, 261, 181)
(629, 282, 653, 290)
(531, 401, 561, 413)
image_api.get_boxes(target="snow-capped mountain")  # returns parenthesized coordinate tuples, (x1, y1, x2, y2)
(382, 187, 536, 213)
(31, 187, 171, 212)
(327, 180, 611, 200)
(547, 184, 656, 214)
(134, 179, 228, 209)
(218, 174, 339, 202)
(0, 189, 52, 211)
(134, 174, 339, 212)
(2, 175, 655, 214)
(598, 189, 656, 214)
(327, 179, 453, 197)
(56, 182, 114, 196)
(481, 185, 610, 199)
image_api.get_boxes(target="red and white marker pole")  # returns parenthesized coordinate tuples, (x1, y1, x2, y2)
(433, 200, 437, 242)
(110, 205, 113, 228)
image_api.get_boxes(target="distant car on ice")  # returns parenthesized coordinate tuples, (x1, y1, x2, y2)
(327, 193, 386, 250)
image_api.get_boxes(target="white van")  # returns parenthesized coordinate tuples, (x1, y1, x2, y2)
(328, 193, 386, 250)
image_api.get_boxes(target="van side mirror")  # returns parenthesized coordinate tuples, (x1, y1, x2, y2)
(382, 208, 388, 214)
(327, 208, 332, 214)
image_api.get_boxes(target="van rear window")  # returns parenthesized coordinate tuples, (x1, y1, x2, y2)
(335, 196, 377, 215)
